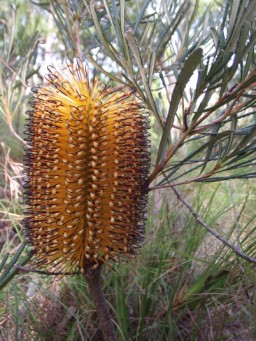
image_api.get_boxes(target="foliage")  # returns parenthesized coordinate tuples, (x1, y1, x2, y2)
(34, 0, 256, 188)
(0, 0, 256, 339)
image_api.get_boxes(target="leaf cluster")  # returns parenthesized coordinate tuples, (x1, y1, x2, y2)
(0, 3, 45, 291)
(35, 0, 256, 187)
(0, 4, 43, 149)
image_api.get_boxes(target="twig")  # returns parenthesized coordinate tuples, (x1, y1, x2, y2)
(149, 164, 220, 191)
(14, 265, 79, 275)
(172, 186, 256, 264)
(85, 266, 118, 341)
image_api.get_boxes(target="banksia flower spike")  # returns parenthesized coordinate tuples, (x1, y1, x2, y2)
(23, 59, 150, 274)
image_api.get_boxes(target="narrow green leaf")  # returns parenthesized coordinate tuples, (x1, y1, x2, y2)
(210, 27, 219, 48)
(133, 0, 151, 35)
(242, 35, 256, 80)
(227, 1, 256, 52)
(228, 0, 240, 37)
(206, 51, 233, 83)
(0, 242, 26, 280)
(221, 156, 256, 173)
(156, 48, 203, 164)
(85, 54, 130, 86)
(148, 51, 156, 86)
(0, 253, 9, 272)
(158, 130, 233, 185)
(219, 115, 237, 161)
(155, 1, 188, 60)
(102, 0, 114, 27)
(199, 173, 256, 182)
(125, 31, 163, 130)
(200, 123, 222, 174)
(224, 22, 250, 84)
(90, 3, 123, 68)
(229, 124, 256, 157)
(139, 22, 151, 47)
(147, 20, 158, 52)
(0, 254, 31, 291)
(7, 7, 16, 62)
(120, 0, 125, 34)
(109, 0, 126, 55)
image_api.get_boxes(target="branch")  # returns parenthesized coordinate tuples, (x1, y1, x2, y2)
(172, 186, 256, 264)
(14, 265, 79, 275)
(149, 163, 221, 191)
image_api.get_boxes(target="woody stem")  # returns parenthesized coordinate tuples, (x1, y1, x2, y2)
(84, 266, 117, 341)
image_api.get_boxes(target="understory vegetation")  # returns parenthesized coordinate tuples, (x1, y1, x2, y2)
(1, 0, 256, 340)
(1, 181, 256, 340)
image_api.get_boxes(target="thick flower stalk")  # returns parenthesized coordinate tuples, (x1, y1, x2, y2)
(23, 59, 150, 274)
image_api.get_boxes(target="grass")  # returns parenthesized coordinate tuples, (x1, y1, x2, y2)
(1, 0, 256, 339)
(1, 161, 256, 340)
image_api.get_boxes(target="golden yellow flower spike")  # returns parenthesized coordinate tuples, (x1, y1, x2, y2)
(23, 59, 150, 274)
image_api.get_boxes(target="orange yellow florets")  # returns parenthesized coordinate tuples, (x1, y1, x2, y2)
(23, 59, 150, 274)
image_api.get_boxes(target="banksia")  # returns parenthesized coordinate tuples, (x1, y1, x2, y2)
(23, 59, 150, 274)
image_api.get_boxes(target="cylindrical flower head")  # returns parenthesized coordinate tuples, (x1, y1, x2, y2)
(23, 59, 150, 274)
